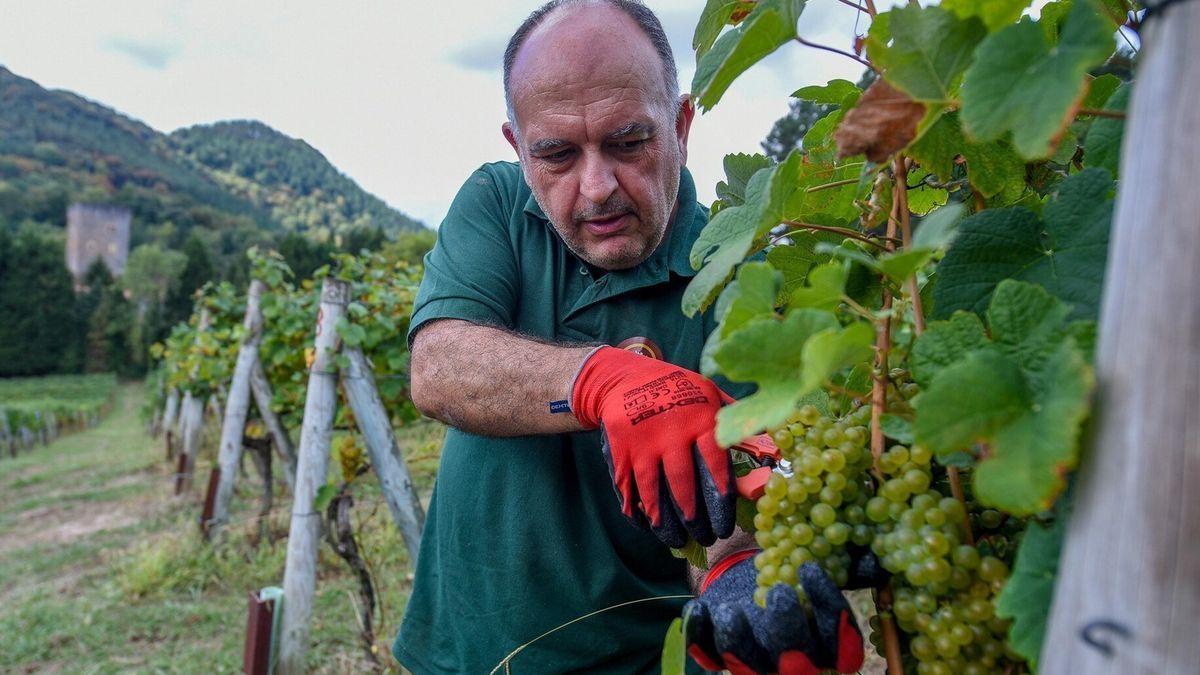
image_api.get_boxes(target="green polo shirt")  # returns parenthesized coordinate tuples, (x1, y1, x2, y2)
(394, 161, 732, 674)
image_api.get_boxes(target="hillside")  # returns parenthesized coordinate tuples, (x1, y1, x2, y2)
(0, 66, 422, 244)
(171, 121, 421, 239)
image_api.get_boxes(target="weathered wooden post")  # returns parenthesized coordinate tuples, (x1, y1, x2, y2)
(1043, 7, 1200, 674)
(341, 346, 426, 563)
(177, 309, 211, 494)
(162, 388, 180, 460)
(208, 280, 267, 540)
(249, 358, 297, 491)
(277, 278, 347, 675)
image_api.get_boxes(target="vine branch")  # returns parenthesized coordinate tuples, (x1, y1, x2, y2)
(777, 220, 889, 249)
(894, 157, 974, 545)
(1078, 107, 1127, 119)
(794, 36, 875, 70)
(873, 156, 902, 675)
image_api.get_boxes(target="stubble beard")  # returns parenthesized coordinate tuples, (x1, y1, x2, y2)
(526, 166, 679, 272)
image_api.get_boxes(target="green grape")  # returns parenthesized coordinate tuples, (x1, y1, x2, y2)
(771, 428, 795, 452)
(765, 473, 788, 500)
(825, 522, 850, 546)
(978, 509, 1003, 529)
(810, 503, 836, 528)
(979, 557, 1008, 582)
(796, 404, 821, 426)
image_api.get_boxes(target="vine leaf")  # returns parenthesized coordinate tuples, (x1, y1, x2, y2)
(788, 260, 849, 311)
(933, 168, 1113, 321)
(721, 262, 781, 338)
(766, 234, 836, 296)
(908, 113, 1026, 199)
(866, 6, 986, 103)
(915, 349, 1031, 455)
(997, 516, 1065, 666)
(684, 153, 802, 316)
(959, 0, 1114, 160)
(911, 202, 967, 250)
(914, 281, 1095, 514)
(792, 79, 861, 106)
(713, 310, 871, 446)
(1083, 83, 1130, 179)
(835, 79, 927, 162)
(715, 153, 773, 207)
(692, 0, 807, 111)
(910, 312, 988, 388)
(670, 537, 710, 570)
(942, 0, 1032, 32)
(660, 617, 686, 675)
(694, 0, 759, 59)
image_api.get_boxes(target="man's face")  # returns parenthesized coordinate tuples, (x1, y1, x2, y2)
(503, 5, 694, 270)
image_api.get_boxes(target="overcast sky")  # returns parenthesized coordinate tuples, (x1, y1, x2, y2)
(0, 1, 893, 228)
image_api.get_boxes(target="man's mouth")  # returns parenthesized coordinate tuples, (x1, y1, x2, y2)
(582, 212, 631, 236)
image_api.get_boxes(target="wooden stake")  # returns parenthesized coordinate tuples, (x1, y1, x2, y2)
(277, 278, 348, 675)
(1043, 7, 1200, 673)
(209, 280, 267, 541)
(249, 358, 297, 491)
(341, 345, 426, 563)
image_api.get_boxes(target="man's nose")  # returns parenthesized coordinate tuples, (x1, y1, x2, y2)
(578, 151, 618, 205)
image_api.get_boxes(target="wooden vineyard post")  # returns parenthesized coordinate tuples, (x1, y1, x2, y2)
(249, 358, 297, 491)
(177, 308, 211, 495)
(277, 278, 347, 675)
(162, 388, 180, 460)
(208, 279, 267, 540)
(1043, 7, 1200, 674)
(341, 346, 426, 563)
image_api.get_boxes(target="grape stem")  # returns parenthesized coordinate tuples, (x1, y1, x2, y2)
(877, 586, 906, 675)
(893, 155, 975, 546)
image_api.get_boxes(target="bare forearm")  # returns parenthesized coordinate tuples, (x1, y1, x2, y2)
(688, 527, 757, 593)
(410, 319, 598, 436)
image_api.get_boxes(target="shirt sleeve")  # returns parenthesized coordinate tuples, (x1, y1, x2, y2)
(408, 166, 521, 344)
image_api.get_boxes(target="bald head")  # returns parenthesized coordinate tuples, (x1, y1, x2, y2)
(503, 0, 679, 134)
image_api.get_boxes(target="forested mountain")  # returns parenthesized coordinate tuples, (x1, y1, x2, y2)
(171, 121, 421, 239)
(0, 66, 422, 246)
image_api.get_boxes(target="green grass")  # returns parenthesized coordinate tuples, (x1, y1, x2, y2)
(0, 381, 443, 673)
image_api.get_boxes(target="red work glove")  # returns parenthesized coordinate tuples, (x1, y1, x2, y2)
(684, 552, 866, 675)
(571, 346, 741, 548)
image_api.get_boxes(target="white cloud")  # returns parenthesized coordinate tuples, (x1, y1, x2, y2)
(0, 0, 892, 227)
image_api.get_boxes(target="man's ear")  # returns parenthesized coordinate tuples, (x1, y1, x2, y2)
(674, 95, 696, 166)
(502, 122, 520, 156)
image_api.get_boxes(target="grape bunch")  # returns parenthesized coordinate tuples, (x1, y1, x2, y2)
(747, 384, 1026, 673)
(751, 402, 876, 605)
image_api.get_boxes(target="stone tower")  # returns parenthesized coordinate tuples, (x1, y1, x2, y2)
(65, 203, 131, 279)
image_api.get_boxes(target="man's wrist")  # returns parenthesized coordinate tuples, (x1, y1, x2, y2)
(566, 344, 608, 420)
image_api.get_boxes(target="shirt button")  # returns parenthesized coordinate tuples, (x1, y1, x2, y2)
(579, 266, 589, 276)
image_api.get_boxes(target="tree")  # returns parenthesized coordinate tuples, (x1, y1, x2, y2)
(0, 228, 80, 376)
(123, 244, 187, 306)
(279, 231, 334, 281)
(166, 233, 215, 324)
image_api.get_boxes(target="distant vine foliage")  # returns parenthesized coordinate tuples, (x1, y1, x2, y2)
(669, 0, 1132, 672)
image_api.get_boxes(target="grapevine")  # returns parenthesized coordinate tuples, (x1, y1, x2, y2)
(673, 0, 1131, 671)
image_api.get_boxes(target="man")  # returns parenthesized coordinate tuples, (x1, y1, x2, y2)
(393, 1, 867, 672)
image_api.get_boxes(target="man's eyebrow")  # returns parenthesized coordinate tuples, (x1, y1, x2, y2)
(528, 138, 569, 155)
(606, 122, 656, 140)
